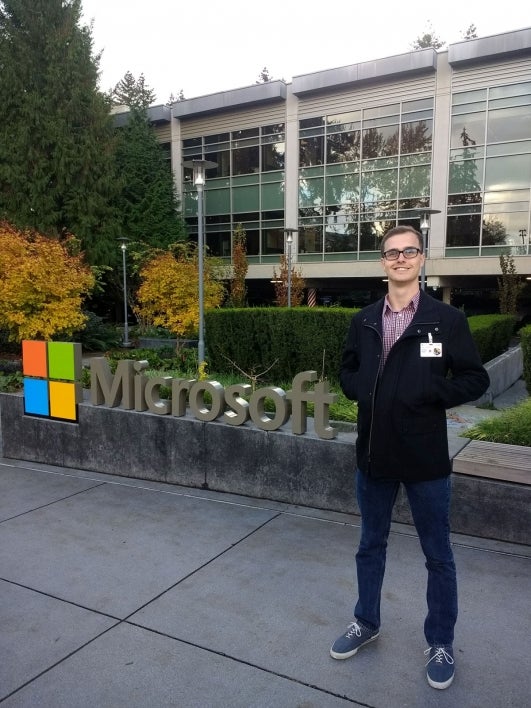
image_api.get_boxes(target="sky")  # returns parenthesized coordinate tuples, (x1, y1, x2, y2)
(80, 0, 531, 105)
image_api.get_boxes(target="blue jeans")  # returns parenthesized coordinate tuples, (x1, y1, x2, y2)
(354, 470, 457, 646)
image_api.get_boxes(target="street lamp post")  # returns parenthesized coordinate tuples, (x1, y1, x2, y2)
(183, 159, 217, 363)
(284, 228, 297, 308)
(117, 238, 131, 348)
(418, 209, 441, 291)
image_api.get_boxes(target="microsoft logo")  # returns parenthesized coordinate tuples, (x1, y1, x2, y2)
(22, 341, 82, 422)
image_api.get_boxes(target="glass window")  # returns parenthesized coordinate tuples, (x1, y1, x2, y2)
(326, 111, 361, 128)
(450, 112, 486, 148)
(362, 125, 399, 159)
(485, 155, 531, 191)
(446, 214, 481, 246)
(261, 182, 284, 210)
(262, 228, 284, 254)
(232, 185, 259, 212)
(361, 169, 398, 201)
(453, 89, 487, 106)
(359, 222, 392, 251)
(300, 117, 325, 130)
(205, 133, 229, 144)
(262, 142, 285, 171)
(400, 120, 432, 154)
(326, 131, 360, 163)
(205, 150, 230, 178)
(232, 128, 259, 140)
(205, 188, 230, 215)
(364, 104, 399, 121)
(325, 223, 358, 253)
(245, 230, 260, 256)
(183, 137, 202, 149)
(299, 226, 323, 254)
(448, 158, 483, 194)
(300, 136, 324, 166)
(402, 97, 434, 113)
(398, 165, 431, 199)
(262, 123, 285, 136)
(487, 105, 531, 143)
(299, 177, 324, 208)
(232, 146, 259, 175)
(482, 214, 529, 251)
(206, 233, 231, 257)
(326, 174, 359, 204)
(489, 82, 531, 100)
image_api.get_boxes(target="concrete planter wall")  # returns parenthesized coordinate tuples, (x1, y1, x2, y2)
(1, 391, 529, 545)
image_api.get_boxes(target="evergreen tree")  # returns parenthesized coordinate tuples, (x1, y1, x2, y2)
(0, 0, 120, 265)
(411, 22, 445, 49)
(113, 72, 185, 252)
(111, 71, 155, 109)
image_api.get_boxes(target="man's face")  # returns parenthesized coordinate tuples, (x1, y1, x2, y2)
(381, 232, 425, 285)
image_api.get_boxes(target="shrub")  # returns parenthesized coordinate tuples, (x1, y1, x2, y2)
(205, 307, 356, 383)
(463, 398, 531, 447)
(467, 314, 516, 362)
(66, 311, 121, 352)
(520, 324, 531, 393)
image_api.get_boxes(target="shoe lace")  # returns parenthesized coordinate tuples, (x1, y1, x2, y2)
(424, 647, 454, 667)
(345, 621, 362, 639)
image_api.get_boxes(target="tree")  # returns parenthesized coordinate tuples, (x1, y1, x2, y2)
(0, 0, 120, 265)
(272, 255, 305, 307)
(111, 70, 155, 109)
(167, 89, 185, 105)
(134, 244, 226, 338)
(411, 22, 445, 49)
(111, 72, 186, 255)
(256, 67, 272, 83)
(462, 24, 478, 40)
(498, 253, 524, 315)
(229, 223, 248, 307)
(0, 221, 95, 342)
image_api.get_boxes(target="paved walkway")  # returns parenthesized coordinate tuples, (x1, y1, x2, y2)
(1, 452, 529, 707)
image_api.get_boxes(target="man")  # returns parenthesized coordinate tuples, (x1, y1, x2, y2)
(331, 225, 489, 689)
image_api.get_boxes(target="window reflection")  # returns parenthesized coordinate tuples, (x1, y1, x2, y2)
(299, 226, 323, 254)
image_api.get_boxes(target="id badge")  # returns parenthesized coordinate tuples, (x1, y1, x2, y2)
(421, 332, 442, 357)
(420, 342, 442, 357)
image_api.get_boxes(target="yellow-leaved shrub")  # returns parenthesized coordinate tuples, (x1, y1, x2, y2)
(0, 221, 95, 342)
(134, 245, 226, 338)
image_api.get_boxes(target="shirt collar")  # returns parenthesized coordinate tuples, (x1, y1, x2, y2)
(383, 290, 421, 314)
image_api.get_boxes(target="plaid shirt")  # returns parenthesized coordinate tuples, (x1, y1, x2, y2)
(381, 290, 420, 366)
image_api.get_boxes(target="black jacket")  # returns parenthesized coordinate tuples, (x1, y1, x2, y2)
(340, 291, 490, 482)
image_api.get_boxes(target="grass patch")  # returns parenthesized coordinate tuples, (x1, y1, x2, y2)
(462, 398, 531, 447)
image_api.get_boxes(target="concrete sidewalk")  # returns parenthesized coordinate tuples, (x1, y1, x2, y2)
(1, 457, 529, 707)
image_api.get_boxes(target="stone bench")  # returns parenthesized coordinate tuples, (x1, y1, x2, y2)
(453, 440, 531, 486)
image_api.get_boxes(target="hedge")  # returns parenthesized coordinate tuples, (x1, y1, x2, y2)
(205, 307, 356, 383)
(467, 314, 517, 363)
(205, 309, 518, 383)
(520, 324, 531, 393)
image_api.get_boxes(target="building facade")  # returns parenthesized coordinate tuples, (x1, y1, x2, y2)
(150, 28, 531, 313)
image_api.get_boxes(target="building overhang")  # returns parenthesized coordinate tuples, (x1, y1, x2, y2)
(112, 104, 171, 128)
(448, 27, 531, 67)
(171, 81, 287, 119)
(291, 48, 437, 96)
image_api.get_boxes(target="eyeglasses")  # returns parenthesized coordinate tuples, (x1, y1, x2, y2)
(382, 247, 422, 261)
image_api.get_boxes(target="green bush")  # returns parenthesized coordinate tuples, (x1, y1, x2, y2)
(520, 324, 531, 393)
(463, 398, 531, 447)
(64, 311, 121, 352)
(205, 307, 356, 383)
(467, 314, 517, 363)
